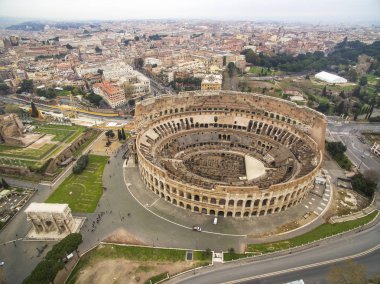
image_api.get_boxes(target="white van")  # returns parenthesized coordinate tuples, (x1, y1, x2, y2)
(213, 217, 218, 225)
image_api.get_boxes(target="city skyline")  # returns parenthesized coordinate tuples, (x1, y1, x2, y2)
(0, 0, 380, 24)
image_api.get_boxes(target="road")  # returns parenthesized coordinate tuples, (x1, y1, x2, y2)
(170, 224, 380, 284)
(326, 120, 380, 171)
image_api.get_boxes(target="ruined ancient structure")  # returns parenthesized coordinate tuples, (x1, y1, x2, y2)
(134, 91, 326, 217)
(0, 113, 41, 147)
(25, 203, 77, 235)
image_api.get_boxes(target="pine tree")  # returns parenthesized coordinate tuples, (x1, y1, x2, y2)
(121, 128, 126, 140)
(2, 178, 9, 189)
(31, 102, 39, 118)
(117, 129, 121, 141)
(321, 86, 327, 97)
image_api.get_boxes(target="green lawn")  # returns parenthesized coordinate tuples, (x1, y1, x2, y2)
(66, 244, 212, 284)
(247, 211, 378, 253)
(45, 155, 108, 212)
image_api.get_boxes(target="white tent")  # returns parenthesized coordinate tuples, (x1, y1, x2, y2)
(315, 71, 347, 84)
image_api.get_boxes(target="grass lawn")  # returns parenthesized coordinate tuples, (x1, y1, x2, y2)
(45, 155, 108, 212)
(66, 245, 212, 284)
(247, 211, 378, 253)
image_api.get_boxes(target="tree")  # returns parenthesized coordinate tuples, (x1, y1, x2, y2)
(19, 79, 34, 93)
(346, 69, 358, 82)
(359, 76, 368, 86)
(97, 69, 103, 75)
(105, 130, 115, 143)
(117, 129, 122, 141)
(134, 36, 139, 41)
(135, 58, 144, 68)
(327, 260, 367, 284)
(121, 128, 126, 140)
(321, 86, 327, 97)
(0, 83, 10, 94)
(1, 178, 9, 189)
(351, 173, 377, 198)
(128, 99, 135, 107)
(227, 62, 236, 78)
(30, 102, 39, 118)
(73, 155, 89, 174)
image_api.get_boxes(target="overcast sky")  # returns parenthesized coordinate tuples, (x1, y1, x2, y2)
(1, 0, 379, 24)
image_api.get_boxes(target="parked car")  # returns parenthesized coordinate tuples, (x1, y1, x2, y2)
(0, 261, 4, 267)
(192, 226, 202, 232)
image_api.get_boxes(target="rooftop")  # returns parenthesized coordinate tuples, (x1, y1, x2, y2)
(25, 202, 69, 213)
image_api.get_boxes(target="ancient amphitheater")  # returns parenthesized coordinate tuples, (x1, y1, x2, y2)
(133, 91, 326, 218)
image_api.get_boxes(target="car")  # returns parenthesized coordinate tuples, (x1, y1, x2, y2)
(192, 226, 202, 232)
(0, 261, 4, 267)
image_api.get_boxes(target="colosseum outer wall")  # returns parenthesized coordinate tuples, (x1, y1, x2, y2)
(133, 91, 327, 218)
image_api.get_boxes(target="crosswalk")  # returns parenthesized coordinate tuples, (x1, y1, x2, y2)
(303, 174, 332, 216)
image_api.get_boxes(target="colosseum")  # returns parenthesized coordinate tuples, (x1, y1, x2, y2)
(132, 91, 327, 218)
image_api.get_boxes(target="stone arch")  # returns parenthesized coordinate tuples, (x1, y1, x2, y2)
(244, 211, 250, 217)
(202, 196, 208, 203)
(259, 210, 266, 216)
(194, 206, 199, 212)
(228, 200, 234, 207)
(210, 210, 216, 216)
(235, 212, 242, 217)
(237, 200, 243, 207)
(201, 208, 207, 214)
(179, 202, 184, 208)
(166, 196, 171, 202)
(172, 199, 177, 205)
(227, 211, 233, 217)
(218, 211, 224, 216)
(210, 198, 217, 204)
(186, 204, 191, 210)
(194, 194, 200, 201)
(219, 199, 226, 205)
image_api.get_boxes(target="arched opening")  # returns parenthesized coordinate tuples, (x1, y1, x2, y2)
(210, 198, 217, 204)
(251, 211, 257, 216)
(172, 199, 177, 205)
(210, 210, 216, 215)
(259, 210, 266, 216)
(227, 211, 233, 217)
(186, 204, 191, 210)
(201, 208, 207, 214)
(166, 196, 171, 202)
(245, 200, 252, 207)
(262, 199, 268, 206)
(202, 196, 208, 203)
(237, 200, 243, 207)
(244, 211, 250, 217)
(235, 212, 241, 217)
(218, 211, 224, 217)
(254, 200, 260, 206)
(228, 200, 234, 207)
(194, 195, 200, 201)
(194, 206, 199, 212)
(219, 199, 226, 206)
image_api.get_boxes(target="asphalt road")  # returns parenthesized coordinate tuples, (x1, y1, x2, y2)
(327, 120, 380, 171)
(170, 223, 380, 284)
(235, 248, 380, 284)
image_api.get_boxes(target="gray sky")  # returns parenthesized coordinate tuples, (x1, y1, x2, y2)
(0, 0, 379, 23)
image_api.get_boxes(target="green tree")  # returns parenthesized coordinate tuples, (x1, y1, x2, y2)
(1, 178, 9, 189)
(359, 76, 368, 86)
(30, 102, 39, 118)
(19, 79, 34, 93)
(117, 129, 122, 141)
(321, 86, 327, 97)
(121, 128, 126, 140)
(0, 83, 10, 94)
(105, 130, 115, 143)
(227, 62, 236, 77)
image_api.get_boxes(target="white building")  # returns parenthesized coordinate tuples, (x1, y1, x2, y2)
(315, 71, 348, 84)
(371, 142, 380, 157)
